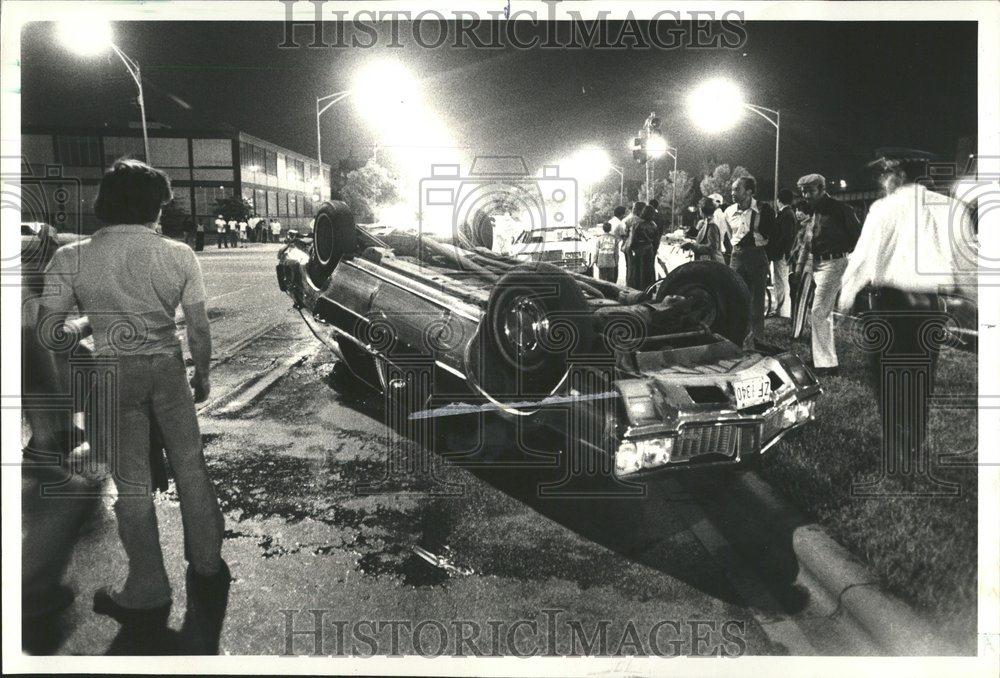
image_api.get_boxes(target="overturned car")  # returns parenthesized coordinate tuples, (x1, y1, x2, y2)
(276, 201, 821, 478)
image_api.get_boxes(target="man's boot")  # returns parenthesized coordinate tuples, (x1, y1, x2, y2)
(181, 559, 231, 655)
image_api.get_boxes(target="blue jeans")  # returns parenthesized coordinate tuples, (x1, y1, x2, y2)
(100, 352, 224, 607)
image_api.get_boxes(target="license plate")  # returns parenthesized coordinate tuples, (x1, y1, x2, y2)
(733, 375, 771, 410)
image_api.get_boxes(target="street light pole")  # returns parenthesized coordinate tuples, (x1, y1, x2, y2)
(664, 146, 678, 227)
(744, 103, 781, 200)
(109, 44, 149, 163)
(315, 90, 352, 169)
(607, 164, 624, 205)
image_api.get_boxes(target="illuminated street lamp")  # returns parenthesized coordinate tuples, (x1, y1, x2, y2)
(57, 20, 150, 163)
(316, 59, 419, 169)
(564, 147, 626, 217)
(688, 78, 781, 201)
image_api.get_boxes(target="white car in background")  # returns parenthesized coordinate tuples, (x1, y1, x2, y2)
(506, 225, 593, 273)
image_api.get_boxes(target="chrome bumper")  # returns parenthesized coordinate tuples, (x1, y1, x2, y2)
(612, 352, 821, 476)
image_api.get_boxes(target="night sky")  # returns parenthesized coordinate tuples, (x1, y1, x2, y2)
(20, 20, 977, 194)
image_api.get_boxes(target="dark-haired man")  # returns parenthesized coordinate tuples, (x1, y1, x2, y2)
(769, 188, 798, 318)
(721, 176, 776, 347)
(621, 201, 646, 286)
(39, 159, 229, 654)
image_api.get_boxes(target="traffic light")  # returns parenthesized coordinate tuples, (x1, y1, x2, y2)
(631, 136, 647, 164)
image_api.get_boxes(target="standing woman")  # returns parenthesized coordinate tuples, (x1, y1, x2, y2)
(39, 159, 230, 654)
(682, 199, 725, 263)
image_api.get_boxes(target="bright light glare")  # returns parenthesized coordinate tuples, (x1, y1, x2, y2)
(57, 20, 114, 56)
(688, 78, 746, 133)
(646, 135, 668, 159)
(351, 60, 420, 120)
(563, 147, 612, 186)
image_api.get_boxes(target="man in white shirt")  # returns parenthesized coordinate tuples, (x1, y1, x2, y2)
(838, 154, 977, 489)
(721, 177, 775, 348)
(214, 215, 226, 249)
(607, 205, 627, 241)
(238, 219, 248, 248)
(708, 193, 731, 263)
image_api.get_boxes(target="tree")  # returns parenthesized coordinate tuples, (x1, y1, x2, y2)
(484, 183, 536, 219)
(212, 195, 253, 222)
(639, 169, 696, 227)
(337, 159, 400, 223)
(159, 199, 190, 238)
(699, 163, 751, 203)
(581, 189, 620, 227)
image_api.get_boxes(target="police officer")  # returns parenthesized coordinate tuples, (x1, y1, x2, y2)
(838, 153, 976, 475)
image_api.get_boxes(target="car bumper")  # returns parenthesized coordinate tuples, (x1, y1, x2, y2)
(608, 353, 821, 476)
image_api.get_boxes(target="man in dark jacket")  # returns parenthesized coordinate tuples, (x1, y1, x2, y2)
(796, 173, 862, 375)
(626, 205, 659, 290)
(648, 198, 667, 239)
(768, 188, 798, 318)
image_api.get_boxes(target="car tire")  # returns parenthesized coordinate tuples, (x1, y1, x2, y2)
(307, 200, 358, 287)
(654, 260, 752, 346)
(473, 262, 595, 401)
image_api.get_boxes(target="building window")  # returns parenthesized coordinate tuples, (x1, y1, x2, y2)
(266, 150, 278, 176)
(254, 188, 266, 215)
(240, 142, 269, 174)
(287, 158, 305, 185)
(194, 185, 234, 216)
(267, 190, 278, 216)
(55, 135, 102, 166)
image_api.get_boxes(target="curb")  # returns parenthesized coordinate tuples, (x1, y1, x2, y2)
(736, 472, 959, 656)
(200, 347, 313, 416)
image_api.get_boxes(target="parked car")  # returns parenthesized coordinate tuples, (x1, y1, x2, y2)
(507, 225, 593, 273)
(276, 202, 823, 478)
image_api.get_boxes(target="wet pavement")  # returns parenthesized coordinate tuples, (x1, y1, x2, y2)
(38, 245, 839, 657)
(52, 343, 788, 656)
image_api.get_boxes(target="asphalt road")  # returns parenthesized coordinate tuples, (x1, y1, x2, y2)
(38, 242, 880, 657)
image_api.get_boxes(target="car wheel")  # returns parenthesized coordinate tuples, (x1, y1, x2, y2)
(654, 260, 752, 346)
(472, 262, 596, 401)
(307, 200, 358, 287)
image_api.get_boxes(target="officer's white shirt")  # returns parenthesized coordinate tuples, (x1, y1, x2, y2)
(838, 183, 977, 311)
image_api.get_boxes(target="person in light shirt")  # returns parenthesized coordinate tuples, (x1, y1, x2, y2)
(720, 176, 777, 348)
(838, 154, 977, 467)
(39, 160, 229, 653)
(708, 193, 732, 263)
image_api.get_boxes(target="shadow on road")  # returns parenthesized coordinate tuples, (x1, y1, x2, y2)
(322, 360, 809, 615)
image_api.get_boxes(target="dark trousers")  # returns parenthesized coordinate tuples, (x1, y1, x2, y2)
(859, 287, 944, 465)
(598, 266, 617, 282)
(626, 248, 655, 291)
(228, 231, 238, 248)
(195, 232, 205, 252)
(730, 245, 769, 344)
